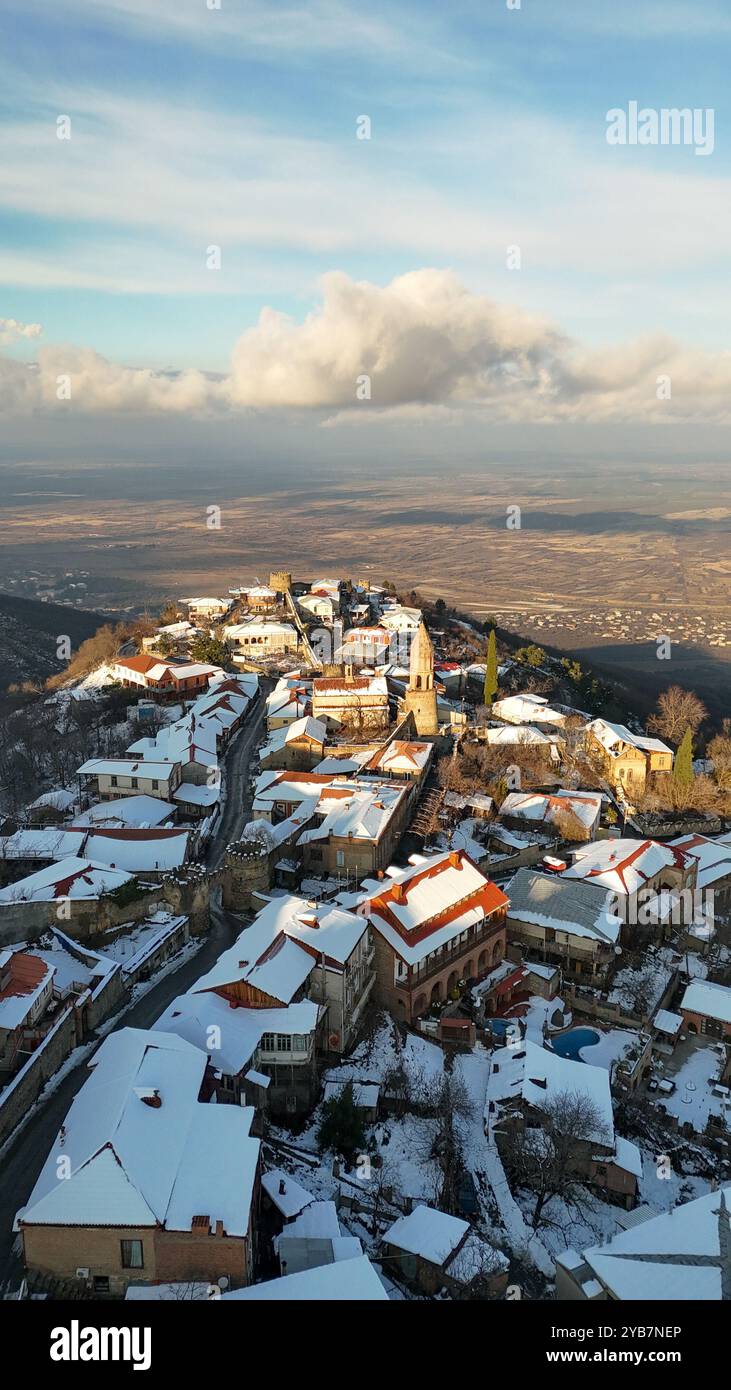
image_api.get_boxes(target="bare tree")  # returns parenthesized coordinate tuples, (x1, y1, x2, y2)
(647, 686, 707, 744)
(500, 1088, 610, 1230)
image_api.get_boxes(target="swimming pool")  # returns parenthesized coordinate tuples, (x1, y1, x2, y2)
(550, 1027, 601, 1060)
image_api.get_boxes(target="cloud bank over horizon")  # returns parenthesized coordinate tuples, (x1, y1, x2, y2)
(2, 269, 731, 426)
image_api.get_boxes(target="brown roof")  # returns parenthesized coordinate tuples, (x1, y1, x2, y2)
(0, 952, 49, 1003)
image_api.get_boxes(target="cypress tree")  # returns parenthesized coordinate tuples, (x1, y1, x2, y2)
(673, 726, 694, 786)
(483, 629, 498, 706)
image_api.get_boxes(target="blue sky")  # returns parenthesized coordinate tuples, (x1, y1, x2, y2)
(0, 0, 729, 408)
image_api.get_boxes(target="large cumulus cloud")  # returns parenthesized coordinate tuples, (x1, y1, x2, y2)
(2, 270, 731, 423)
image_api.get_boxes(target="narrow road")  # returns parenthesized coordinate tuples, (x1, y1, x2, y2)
(0, 685, 270, 1286)
(205, 681, 270, 870)
(0, 902, 250, 1286)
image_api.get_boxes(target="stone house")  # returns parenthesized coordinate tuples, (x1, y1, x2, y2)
(506, 868, 622, 985)
(363, 849, 509, 1022)
(297, 778, 412, 880)
(18, 1029, 260, 1296)
(381, 1206, 508, 1297)
(586, 719, 673, 795)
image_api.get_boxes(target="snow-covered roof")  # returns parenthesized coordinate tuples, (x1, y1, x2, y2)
(263, 716, 327, 755)
(482, 724, 555, 746)
(366, 850, 508, 967)
(574, 1186, 731, 1301)
(225, 620, 297, 640)
(563, 838, 687, 896)
(362, 740, 432, 775)
(0, 829, 87, 861)
(312, 675, 388, 699)
(384, 1204, 469, 1266)
(222, 1254, 388, 1301)
(262, 1169, 315, 1219)
(72, 794, 176, 829)
(485, 1039, 614, 1146)
(0, 856, 134, 903)
(669, 834, 731, 889)
(0, 950, 54, 1029)
(506, 868, 621, 945)
(82, 828, 190, 874)
(492, 694, 575, 725)
(156, 991, 320, 1073)
(190, 895, 368, 1005)
(588, 718, 671, 758)
(252, 770, 334, 814)
(298, 780, 407, 846)
(653, 1008, 683, 1036)
(77, 757, 178, 780)
(680, 978, 731, 1026)
(173, 781, 221, 808)
(613, 1135, 643, 1180)
(18, 1028, 259, 1237)
(501, 790, 601, 833)
(28, 788, 77, 812)
(383, 1202, 506, 1282)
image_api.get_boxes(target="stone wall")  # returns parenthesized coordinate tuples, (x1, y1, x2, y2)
(0, 1005, 78, 1149)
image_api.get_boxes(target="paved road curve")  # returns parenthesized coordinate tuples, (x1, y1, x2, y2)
(205, 681, 270, 870)
(0, 686, 270, 1287)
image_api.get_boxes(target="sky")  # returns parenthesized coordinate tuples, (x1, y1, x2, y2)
(0, 0, 729, 429)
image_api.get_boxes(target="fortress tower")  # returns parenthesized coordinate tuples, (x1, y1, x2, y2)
(404, 621, 439, 736)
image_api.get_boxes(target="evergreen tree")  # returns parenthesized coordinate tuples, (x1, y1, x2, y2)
(316, 1081, 367, 1164)
(483, 629, 498, 706)
(673, 726, 694, 786)
(189, 634, 232, 668)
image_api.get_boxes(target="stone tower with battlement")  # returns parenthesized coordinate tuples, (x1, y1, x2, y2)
(269, 570, 292, 595)
(404, 621, 439, 736)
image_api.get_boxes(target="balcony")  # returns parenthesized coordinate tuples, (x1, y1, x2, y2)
(406, 917, 505, 990)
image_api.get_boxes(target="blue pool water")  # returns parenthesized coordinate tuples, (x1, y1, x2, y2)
(550, 1028, 600, 1060)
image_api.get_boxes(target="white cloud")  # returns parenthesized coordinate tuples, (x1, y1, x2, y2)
(3, 270, 731, 424)
(0, 316, 43, 343)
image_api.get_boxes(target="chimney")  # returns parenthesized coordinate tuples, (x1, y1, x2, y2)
(449, 851, 461, 869)
(391, 882, 406, 903)
(279, 1178, 286, 1196)
(140, 1089, 162, 1109)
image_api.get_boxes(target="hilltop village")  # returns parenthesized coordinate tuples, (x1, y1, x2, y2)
(1, 571, 731, 1304)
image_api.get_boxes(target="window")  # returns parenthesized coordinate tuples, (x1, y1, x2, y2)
(336, 849, 345, 867)
(151, 779, 159, 790)
(111, 776, 118, 787)
(121, 1239, 144, 1269)
(277, 1034, 291, 1052)
(292, 1035, 308, 1053)
(93, 1276, 110, 1293)
(260, 1033, 276, 1051)
(131, 778, 139, 789)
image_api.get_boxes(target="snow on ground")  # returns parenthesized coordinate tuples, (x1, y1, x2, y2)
(514, 1185, 625, 1262)
(101, 916, 183, 965)
(452, 1047, 552, 1277)
(521, 994, 570, 1043)
(608, 949, 675, 1014)
(637, 1150, 712, 1211)
(578, 1027, 640, 1070)
(485, 1146, 555, 1276)
(321, 1014, 445, 1091)
(656, 1039, 730, 1134)
(64, 664, 118, 698)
